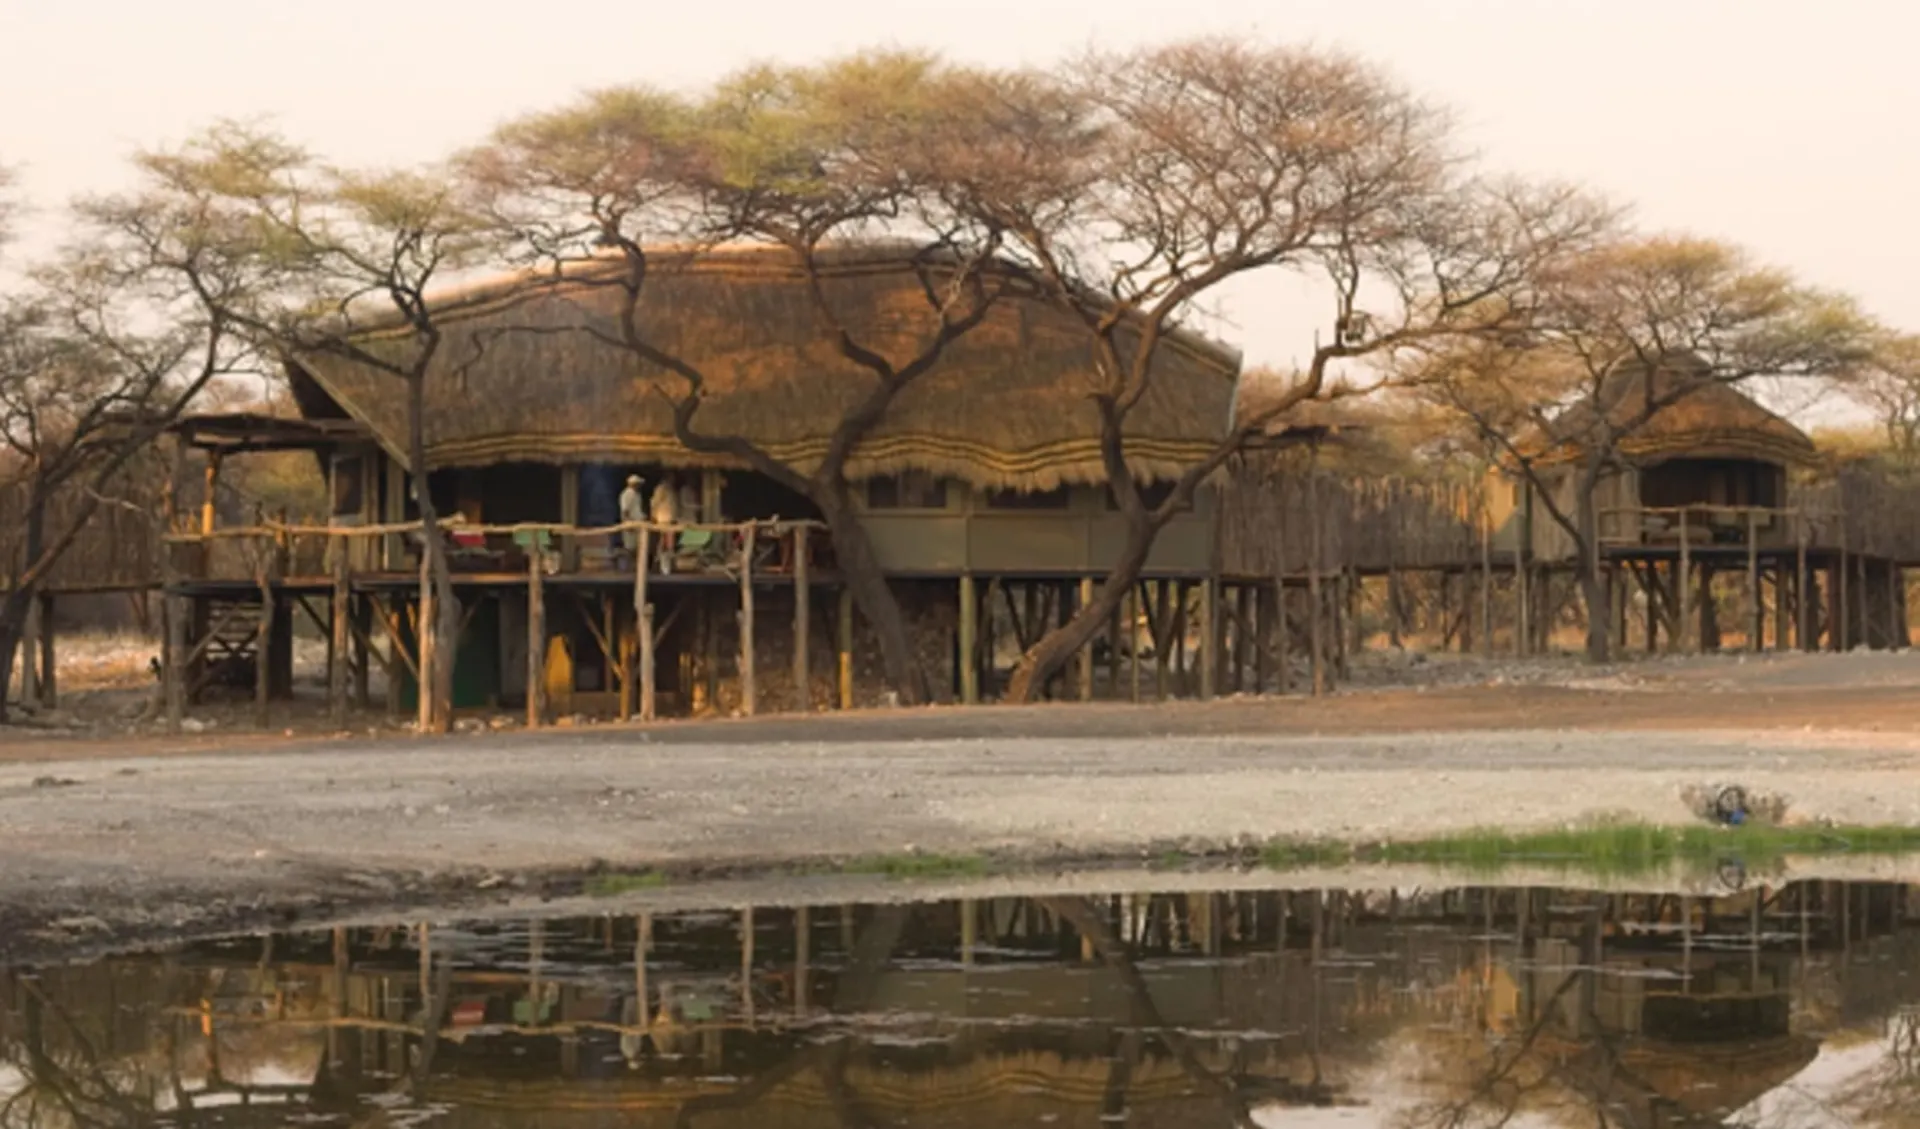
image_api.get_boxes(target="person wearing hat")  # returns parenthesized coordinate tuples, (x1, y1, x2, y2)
(617, 473, 646, 569)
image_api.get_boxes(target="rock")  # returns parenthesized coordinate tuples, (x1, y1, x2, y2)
(180, 717, 211, 734)
(31, 776, 78, 789)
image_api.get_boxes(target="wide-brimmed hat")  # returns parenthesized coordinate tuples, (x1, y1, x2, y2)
(626, 474, 642, 486)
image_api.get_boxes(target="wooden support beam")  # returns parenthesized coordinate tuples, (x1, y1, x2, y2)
(791, 527, 809, 712)
(1677, 512, 1693, 654)
(417, 556, 435, 730)
(1273, 576, 1292, 695)
(1889, 563, 1905, 650)
(1128, 582, 1143, 703)
(330, 549, 351, 729)
(1252, 582, 1270, 692)
(202, 452, 221, 537)
(1836, 549, 1850, 652)
(255, 580, 273, 730)
(738, 526, 756, 717)
(527, 552, 546, 729)
(636, 529, 654, 722)
(1308, 567, 1326, 697)
(836, 586, 854, 710)
(958, 574, 978, 705)
(18, 596, 39, 709)
(1746, 510, 1761, 653)
(1478, 502, 1494, 656)
(1078, 576, 1096, 702)
(34, 593, 56, 709)
(1796, 518, 1812, 651)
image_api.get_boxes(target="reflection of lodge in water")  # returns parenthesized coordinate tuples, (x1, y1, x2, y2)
(2, 882, 1917, 1128)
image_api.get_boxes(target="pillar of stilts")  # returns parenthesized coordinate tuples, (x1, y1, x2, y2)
(836, 586, 854, 710)
(1515, 558, 1530, 657)
(1253, 581, 1272, 693)
(1273, 575, 1292, 695)
(1796, 518, 1812, 651)
(527, 551, 546, 728)
(1308, 568, 1326, 697)
(1197, 576, 1217, 701)
(1835, 549, 1850, 652)
(738, 525, 756, 717)
(1078, 576, 1096, 702)
(1888, 562, 1906, 650)
(1128, 582, 1143, 703)
(352, 593, 372, 709)
(791, 527, 809, 712)
(18, 596, 39, 709)
(1745, 510, 1761, 652)
(636, 529, 655, 721)
(1678, 512, 1694, 654)
(958, 574, 977, 705)
(1855, 551, 1869, 651)
(330, 546, 351, 729)
(255, 576, 274, 731)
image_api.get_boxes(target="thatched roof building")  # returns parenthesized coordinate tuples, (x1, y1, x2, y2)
(291, 244, 1241, 492)
(1524, 361, 1817, 469)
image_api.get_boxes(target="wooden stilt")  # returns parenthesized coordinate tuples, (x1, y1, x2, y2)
(958, 574, 977, 705)
(1478, 499, 1494, 656)
(1106, 594, 1123, 696)
(1308, 569, 1326, 697)
(352, 593, 371, 709)
(18, 597, 39, 708)
(1253, 582, 1271, 692)
(836, 586, 854, 710)
(527, 551, 546, 728)
(1387, 568, 1404, 651)
(738, 526, 756, 717)
(1796, 517, 1811, 651)
(1152, 581, 1171, 700)
(1677, 512, 1693, 654)
(32, 593, 55, 708)
(330, 548, 351, 729)
(1128, 582, 1143, 703)
(1836, 548, 1850, 652)
(1515, 559, 1530, 657)
(1746, 510, 1761, 653)
(255, 578, 274, 730)
(1273, 576, 1292, 695)
(636, 529, 654, 722)
(791, 527, 810, 712)
(1888, 563, 1905, 650)
(1078, 576, 1096, 702)
(1198, 577, 1217, 700)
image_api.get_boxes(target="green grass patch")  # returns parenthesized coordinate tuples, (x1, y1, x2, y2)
(1263, 821, 1920, 876)
(839, 852, 991, 880)
(583, 869, 670, 896)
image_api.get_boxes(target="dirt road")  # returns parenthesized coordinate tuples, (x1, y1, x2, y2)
(4, 650, 1920, 957)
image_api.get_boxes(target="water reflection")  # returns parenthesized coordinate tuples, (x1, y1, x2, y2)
(0, 882, 1915, 1128)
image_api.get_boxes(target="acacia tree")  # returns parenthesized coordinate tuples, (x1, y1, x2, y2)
(465, 54, 1019, 704)
(1, 172, 271, 719)
(1844, 332, 1920, 468)
(115, 125, 493, 731)
(956, 40, 1613, 701)
(1414, 236, 1877, 661)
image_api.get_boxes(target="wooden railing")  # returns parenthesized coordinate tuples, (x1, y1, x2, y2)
(154, 518, 831, 733)
(1595, 504, 1846, 551)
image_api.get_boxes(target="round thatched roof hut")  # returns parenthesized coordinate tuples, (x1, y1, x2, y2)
(1524, 360, 1817, 469)
(290, 244, 1242, 493)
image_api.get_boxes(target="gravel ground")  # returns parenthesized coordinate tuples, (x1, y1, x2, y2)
(4, 649, 1920, 957)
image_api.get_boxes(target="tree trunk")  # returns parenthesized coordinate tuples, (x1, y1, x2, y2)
(0, 597, 27, 724)
(407, 374, 458, 734)
(1006, 517, 1157, 703)
(815, 487, 929, 706)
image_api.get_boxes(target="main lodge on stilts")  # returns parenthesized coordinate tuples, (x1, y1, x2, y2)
(149, 246, 1243, 726)
(15, 253, 1920, 723)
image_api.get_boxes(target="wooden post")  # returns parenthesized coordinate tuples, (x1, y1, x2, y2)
(163, 555, 185, 734)
(1677, 511, 1693, 654)
(1888, 563, 1904, 650)
(255, 577, 274, 730)
(1746, 509, 1761, 653)
(527, 550, 546, 728)
(1197, 577, 1217, 700)
(836, 586, 854, 710)
(1252, 582, 1271, 692)
(18, 596, 40, 709)
(417, 552, 436, 730)
(635, 528, 654, 722)
(1308, 569, 1326, 697)
(1479, 499, 1494, 656)
(958, 574, 978, 705)
(1836, 547, 1850, 652)
(738, 525, 756, 717)
(1856, 550, 1868, 651)
(330, 546, 351, 729)
(792, 527, 810, 712)
(1078, 576, 1096, 702)
(1796, 515, 1811, 651)
(794, 905, 811, 1013)
(1128, 583, 1143, 703)
(1273, 576, 1292, 695)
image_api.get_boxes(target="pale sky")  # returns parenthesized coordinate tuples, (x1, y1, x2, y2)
(3, 0, 1916, 406)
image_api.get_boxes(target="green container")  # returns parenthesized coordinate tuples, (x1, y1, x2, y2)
(397, 595, 501, 712)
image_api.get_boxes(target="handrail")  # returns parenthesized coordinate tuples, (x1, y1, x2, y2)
(160, 517, 825, 543)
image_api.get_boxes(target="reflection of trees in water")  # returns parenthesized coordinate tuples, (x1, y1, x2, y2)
(0, 973, 165, 1129)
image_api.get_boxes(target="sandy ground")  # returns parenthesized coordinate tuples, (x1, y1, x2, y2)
(4, 647, 1920, 959)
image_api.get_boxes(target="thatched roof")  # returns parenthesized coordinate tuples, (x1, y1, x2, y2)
(1527, 360, 1817, 468)
(293, 245, 1241, 490)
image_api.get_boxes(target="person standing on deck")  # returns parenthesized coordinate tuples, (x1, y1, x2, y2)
(649, 473, 679, 573)
(617, 475, 645, 569)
